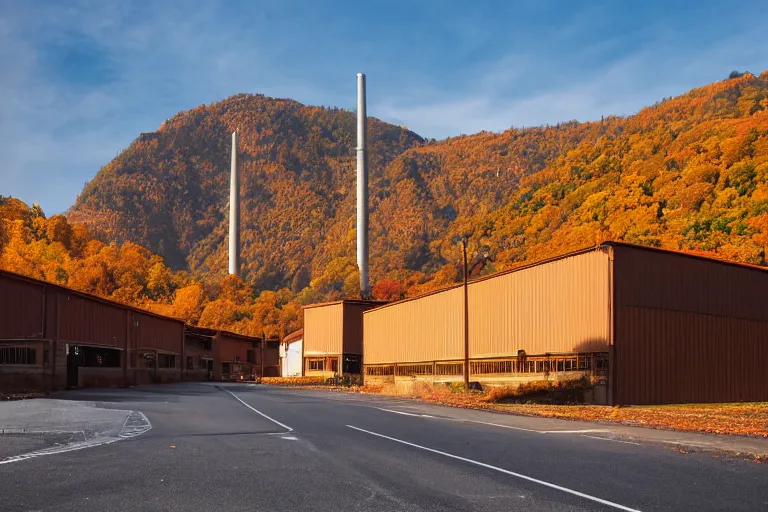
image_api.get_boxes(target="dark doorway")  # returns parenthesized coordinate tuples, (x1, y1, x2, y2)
(206, 359, 213, 381)
(342, 354, 362, 374)
(67, 345, 81, 389)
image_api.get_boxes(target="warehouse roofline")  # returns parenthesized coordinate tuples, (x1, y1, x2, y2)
(363, 241, 768, 314)
(302, 299, 387, 310)
(283, 329, 303, 344)
(601, 241, 768, 274)
(0, 268, 185, 325)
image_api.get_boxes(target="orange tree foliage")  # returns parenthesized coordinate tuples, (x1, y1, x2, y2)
(7, 70, 768, 334)
(0, 197, 301, 337)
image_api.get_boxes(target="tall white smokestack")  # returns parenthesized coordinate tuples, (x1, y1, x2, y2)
(356, 73, 370, 298)
(228, 130, 240, 277)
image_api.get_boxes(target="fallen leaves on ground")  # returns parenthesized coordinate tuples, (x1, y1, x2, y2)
(297, 381, 768, 438)
(261, 376, 327, 386)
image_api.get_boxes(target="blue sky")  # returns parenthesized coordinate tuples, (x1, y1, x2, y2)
(1, 0, 767, 214)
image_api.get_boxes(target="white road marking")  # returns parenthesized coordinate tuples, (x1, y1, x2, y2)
(119, 411, 152, 438)
(281, 436, 298, 441)
(223, 388, 293, 432)
(540, 429, 611, 434)
(376, 408, 434, 418)
(0, 437, 122, 465)
(582, 435, 641, 446)
(375, 408, 613, 436)
(347, 425, 641, 512)
(0, 410, 151, 466)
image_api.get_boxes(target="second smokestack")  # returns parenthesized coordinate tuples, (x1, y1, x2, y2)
(229, 130, 240, 277)
(356, 73, 370, 298)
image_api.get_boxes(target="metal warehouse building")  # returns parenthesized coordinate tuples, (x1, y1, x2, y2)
(302, 300, 385, 380)
(363, 242, 768, 405)
(0, 269, 280, 392)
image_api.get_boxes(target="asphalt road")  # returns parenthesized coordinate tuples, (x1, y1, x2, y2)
(0, 382, 766, 511)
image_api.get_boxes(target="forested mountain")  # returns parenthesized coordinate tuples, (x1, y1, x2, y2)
(4, 70, 768, 336)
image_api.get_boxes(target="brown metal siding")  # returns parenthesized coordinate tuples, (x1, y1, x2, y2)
(217, 332, 252, 362)
(56, 291, 126, 348)
(364, 287, 464, 364)
(132, 312, 183, 354)
(265, 341, 280, 366)
(342, 302, 380, 355)
(304, 303, 344, 355)
(0, 274, 44, 339)
(469, 250, 610, 358)
(613, 245, 768, 404)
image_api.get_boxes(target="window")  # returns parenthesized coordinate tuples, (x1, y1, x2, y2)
(396, 364, 433, 376)
(81, 346, 121, 368)
(186, 356, 194, 370)
(470, 360, 514, 374)
(436, 363, 463, 375)
(158, 354, 176, 369)
(222, 362, 231, 375)
(331, 359, 339, 372)
(247, 350, 256, 364)
(0, 347, 36, 365)
(365, 365, 394, 376)
(308, 359, 324, 371)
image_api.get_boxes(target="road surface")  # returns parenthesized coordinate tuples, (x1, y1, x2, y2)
(0, 383, 765, 511)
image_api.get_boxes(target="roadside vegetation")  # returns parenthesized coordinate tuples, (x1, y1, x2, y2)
(264, 377, 768, 438)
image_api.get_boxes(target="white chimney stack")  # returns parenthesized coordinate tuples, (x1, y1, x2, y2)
(229, 130, 240, 277)
(356, 73, 370, 298)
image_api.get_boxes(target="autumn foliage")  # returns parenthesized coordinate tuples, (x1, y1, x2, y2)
(0, 197, 301, 337)
(4, 71, 768, 338)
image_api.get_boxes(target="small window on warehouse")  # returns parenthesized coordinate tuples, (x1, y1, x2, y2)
(0, 347, 36, 365)
(308, 359, 324, 371)
(331, 359, 338, 372)
(158, 354, 176, 369)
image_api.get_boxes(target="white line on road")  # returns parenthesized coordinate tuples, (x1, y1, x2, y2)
(347, 425, 641, 512)
(223, 388, 293, 433)
(375, 408, 611, 435)
(0, 437, 122, 465)
(281, 436, 298, 441)
(582, 435, 641, 446)
(376, 408, 434, 418)
(0, 410, 153, 466)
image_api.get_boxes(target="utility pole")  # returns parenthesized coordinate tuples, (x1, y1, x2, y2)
(461, 236, 469, 389)
(261, 331, 266, 380)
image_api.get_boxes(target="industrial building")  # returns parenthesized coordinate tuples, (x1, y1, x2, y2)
(0, 269, 279, 392)
(302, 300, 385, 380)
(280, 329, 303, 377)
(363, 242, 768, 405)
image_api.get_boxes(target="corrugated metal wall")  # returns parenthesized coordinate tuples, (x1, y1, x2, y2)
(364, 287, 464, 364)
(0, 273, 44, 339)
(265, 341, 280, 366)
(132, 312, 183, 354)
(613, 245, 768, 404)
(469, 250, 610, 357)
(56, 291, 127, 348)
(217, 332, 253, 362)
(342, 303, 380, 354)
(304, 303, 344, 355)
